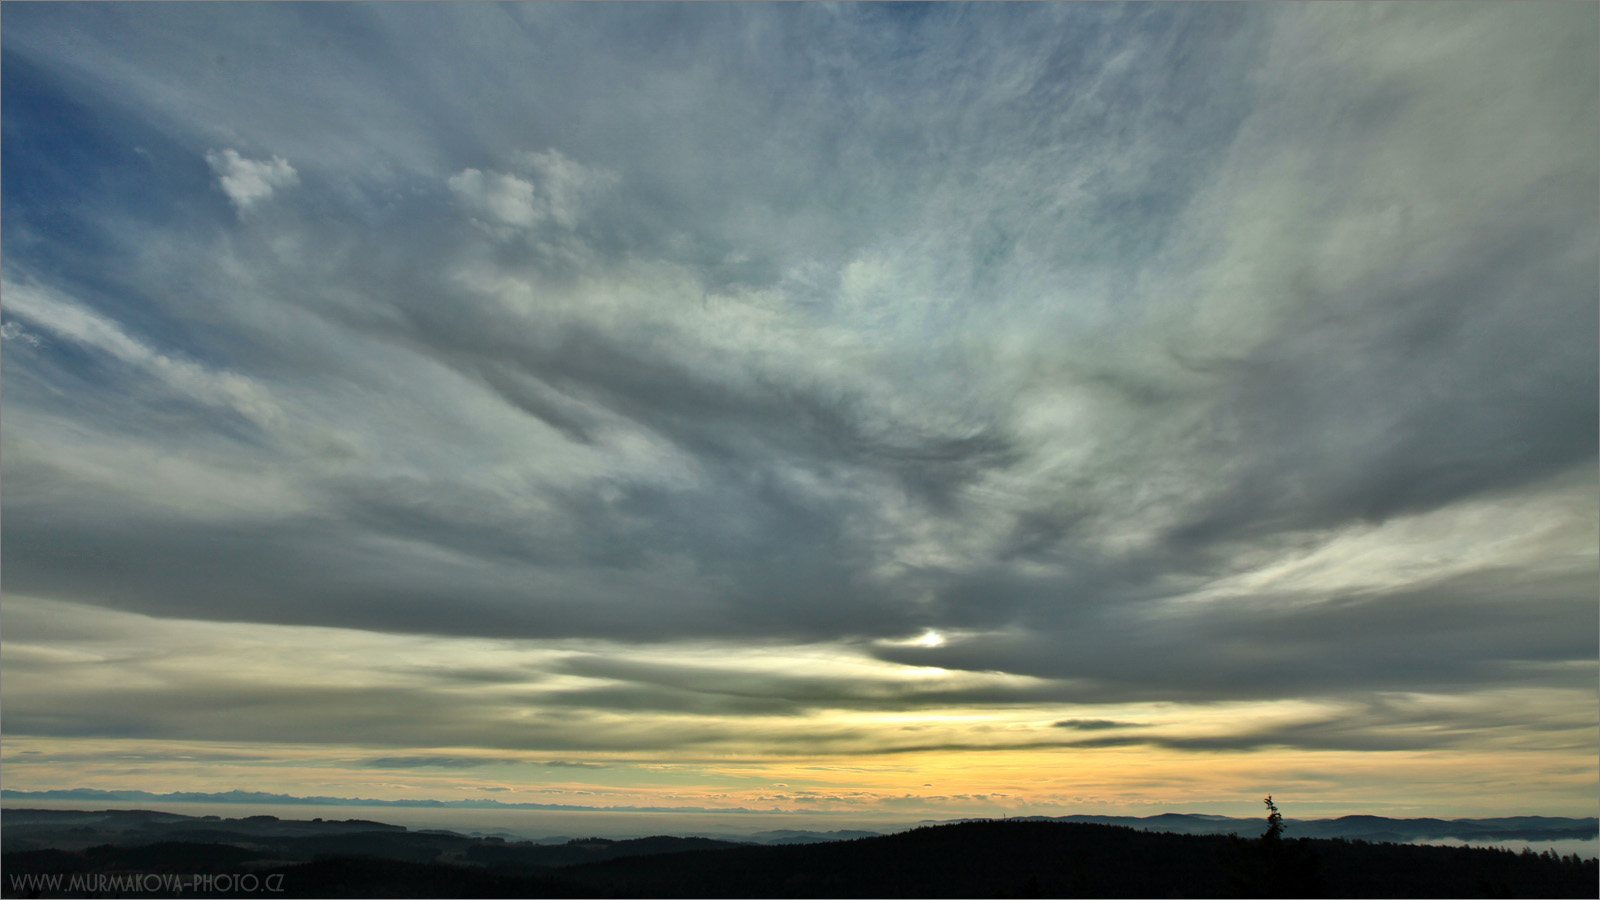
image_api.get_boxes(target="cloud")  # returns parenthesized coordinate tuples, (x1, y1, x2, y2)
(1062, 691, 1600, 755)
(448, 167, 539, 230)
(0, 2, 1593, 807)
(7, 594, 1588, 764)
(2, 279, 287, 435)
(514, 148, 618, 230)
(2, 4, 1589, 670)
(204, 148, 298, 214)
(1, 320, 44, 346)
(875, 553, 1598, 704)
(359, 756, 516, 769)
(447, 151, 615, 237)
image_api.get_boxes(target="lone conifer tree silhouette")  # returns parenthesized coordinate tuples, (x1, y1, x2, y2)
(1262, 794, 1285, 842)
(1225, 794, 1324, 897)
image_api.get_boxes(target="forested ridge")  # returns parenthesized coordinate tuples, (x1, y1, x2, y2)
(5, 816, 1594, 898)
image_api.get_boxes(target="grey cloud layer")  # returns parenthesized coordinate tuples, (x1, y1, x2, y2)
(2, 2, 1594, 717)
(7, 596, 1589, 758)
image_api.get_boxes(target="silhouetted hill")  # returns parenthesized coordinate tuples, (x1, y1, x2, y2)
(549, 820, 1595, 898)
(1006, 812, 1599, 843)
(4, 810, 1595, 897)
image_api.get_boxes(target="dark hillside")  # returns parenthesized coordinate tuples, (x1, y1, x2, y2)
(557, 821, 1235, 897)
(4, 815, 1594, 898)
(553, 819, 1597, 898)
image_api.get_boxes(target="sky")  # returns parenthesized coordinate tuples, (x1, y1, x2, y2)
(2, 2, 1596, 822)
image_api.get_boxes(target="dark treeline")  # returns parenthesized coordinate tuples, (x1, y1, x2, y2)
(547, 819, 1596, 898)
(4, 817, 1596, 898)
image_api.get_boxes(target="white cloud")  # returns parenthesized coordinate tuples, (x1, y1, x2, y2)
(205, 148, 299, 214)
(448, 151, 617, 236)
(515, 148, 619, 230)
(447, 167, 539, 231)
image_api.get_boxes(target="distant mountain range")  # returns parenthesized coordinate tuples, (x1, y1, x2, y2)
(0, 788, 773, 815)
(3, 789, 1594, 845)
